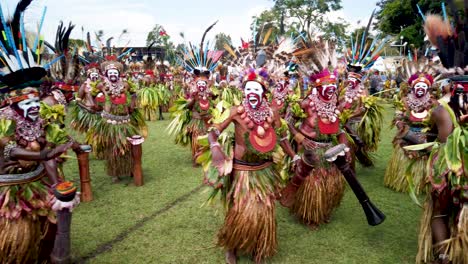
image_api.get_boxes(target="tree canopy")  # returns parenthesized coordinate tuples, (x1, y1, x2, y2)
(214, 33, 232, 51)
(376, 0, 443, 48)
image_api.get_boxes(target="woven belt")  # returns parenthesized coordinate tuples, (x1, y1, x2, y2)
(233, 159, 272, 171)
(101, 111, 130, 123)
(0, 164, 45, 186)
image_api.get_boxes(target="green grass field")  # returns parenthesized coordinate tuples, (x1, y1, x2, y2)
(63, 104, 422, 264)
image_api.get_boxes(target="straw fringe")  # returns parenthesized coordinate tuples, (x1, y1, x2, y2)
(384, 146, 427, 194)
(416, 196, 434, 264)
(292, 167, 344, 226)
(218, 168, 280, 262)
(0, 216, 50, 263)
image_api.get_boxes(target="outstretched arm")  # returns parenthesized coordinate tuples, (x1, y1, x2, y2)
(208, 107, 237, 175)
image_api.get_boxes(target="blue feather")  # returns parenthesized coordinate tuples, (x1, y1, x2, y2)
(43, 54, 64, 70)
(416, 4, 426, 21)
(441, 2, 448, 22)
(117, 48, 133, 60)
(33, 6, 47, 53)
(20, 13, 27, 52)
(1, 15, 22, 69)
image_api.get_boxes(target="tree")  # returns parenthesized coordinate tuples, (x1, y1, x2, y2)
(146, 24, 176, 63)
(146, 24, 171, 47)
(214, 33, 232, 50)
(273, 0, 342, 39)
(69, 39, 86, 47)
(376, 0, 443, 48)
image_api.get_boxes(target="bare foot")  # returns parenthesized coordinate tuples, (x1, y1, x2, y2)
(225, 250, 237, 264)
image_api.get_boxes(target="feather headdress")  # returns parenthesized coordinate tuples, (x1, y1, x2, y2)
(177, 21, 221, 76)
(293, 37, 338, 86)
(0, 0, 50, 87)
(0, 0, 65, 105)
(346, 10, 392, 73)
(47, 22, 81, 91)
(399, 57, 440, 88)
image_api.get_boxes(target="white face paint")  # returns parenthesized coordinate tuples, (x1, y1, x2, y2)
(244, 81, 263, 109)
(414, 82, 428, 98)
(18, 95, 40, 121)
(90, 72, 99, 81)
(347, 77, 358, 89)
(107, 69, 120, 82)
(320, 84, 337, 101)
(196, 80, 207, 91)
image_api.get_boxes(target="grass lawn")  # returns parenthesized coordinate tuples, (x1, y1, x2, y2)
(63, 104, 422, 264)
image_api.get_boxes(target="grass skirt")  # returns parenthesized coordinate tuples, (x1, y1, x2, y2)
(218, 166, 281, 262)
(0, 177, 55, 263)
(384, 146, 427, 194)
(188, 118, 207, 163)
(0, 216, 55, 263)
(138, 86, 159, 121)
(90, 110, 146, 177)
(69, 102, 104, 158)
(416, 196, 468, 264)
(69, 102, 100, 134)
(292, 166, 345, 226)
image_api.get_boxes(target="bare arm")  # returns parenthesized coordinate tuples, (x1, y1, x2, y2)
(431, 106, 454, 143)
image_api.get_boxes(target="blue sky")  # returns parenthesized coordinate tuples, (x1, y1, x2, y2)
(3, 0, 378, 47)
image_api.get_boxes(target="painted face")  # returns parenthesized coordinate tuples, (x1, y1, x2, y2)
(277, 79, 287, 91)
(17, 95, 40, 121)
(196, 79, 208, 92)
(89, 72, 99, 82)
(244, 81, 263, 109)
(318, 84, 337, 101)
(107, 69, 120, 82)
(413, 82, 428, 98)
(346, 77, 359, 89)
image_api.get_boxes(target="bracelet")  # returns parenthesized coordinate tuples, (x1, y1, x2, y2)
(210, 142, 220, 148)
(3, 141, 17, 160)
(293, 155, 301, 162)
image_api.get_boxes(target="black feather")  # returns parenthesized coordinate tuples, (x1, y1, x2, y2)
(11, 0, 33, 48)
(359, 9, 375, 55)
(199, 21, 218, 61)
(43, 41, 56, 53)
(62, 22, 75, 54)
(106, 37, 114, 55)
(87, 32, 93, 52)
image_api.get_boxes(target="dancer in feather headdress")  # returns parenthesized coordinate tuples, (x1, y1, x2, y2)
(198, 64, 297, 263)
(412, 2, 468, 263)
(279, 35, 386, 230)
(0, 1, 80, 262)
(42, 21, 80, 107)
(341, 11, 388, 168)
(383, 56, 439, 194)
(279, 38, 347, 228)
(90, 41, 147, 183)
(168, 22, 219, 166)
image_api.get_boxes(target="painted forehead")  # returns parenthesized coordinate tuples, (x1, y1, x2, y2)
(244, 81, 263, 89)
